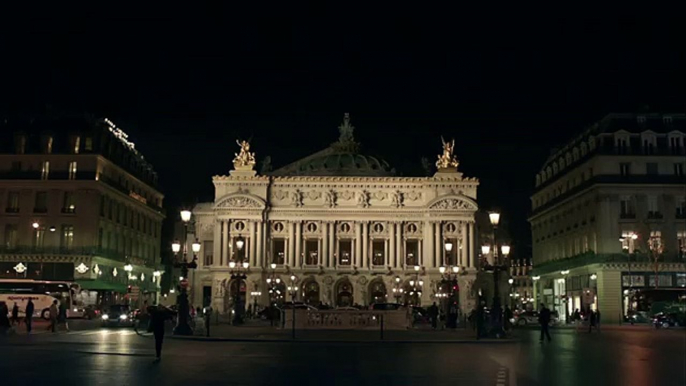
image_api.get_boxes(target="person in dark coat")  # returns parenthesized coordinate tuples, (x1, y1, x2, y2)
(504, 306, 514, 331)
(25, 299, 35, 334)
(11, 302, 19, 325)
(538, 304, 552, 342)
(150, 304, 172, 361)
(427, 302, 439, 330)
(588, 309, 596, 333)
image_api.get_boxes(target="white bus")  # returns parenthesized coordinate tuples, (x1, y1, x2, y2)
(0, 279, 85, 320)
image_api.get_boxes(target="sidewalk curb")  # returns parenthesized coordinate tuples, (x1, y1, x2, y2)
(167, 335, 519, 344)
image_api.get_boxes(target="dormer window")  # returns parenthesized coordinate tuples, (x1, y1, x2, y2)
(42, 135, 53, 154)
(14, 134, 26, 154)
(637, 115, 646, 124)
(663, 116, 673, 124)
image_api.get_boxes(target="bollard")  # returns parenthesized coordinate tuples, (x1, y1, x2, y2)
(380, 314, 384, 341)
(292, 307, 296, 339)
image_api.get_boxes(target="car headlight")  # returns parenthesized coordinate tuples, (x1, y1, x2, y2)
(101, 315, 109, 320)
(119, 314, 128, 320)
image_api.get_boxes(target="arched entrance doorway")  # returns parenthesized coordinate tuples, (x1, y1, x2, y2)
(368, 279, 387, 305)
(334, 279, 354, 307)
(301, 279, 320, 306)
(226, 278, 247, 320)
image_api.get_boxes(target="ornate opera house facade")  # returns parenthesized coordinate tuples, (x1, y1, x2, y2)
(188, 115, 482, 315)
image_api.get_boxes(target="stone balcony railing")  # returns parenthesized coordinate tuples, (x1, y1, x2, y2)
(532, 251, 686, 276)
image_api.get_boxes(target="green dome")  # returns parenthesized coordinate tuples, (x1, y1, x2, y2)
(293, 152, 394, 177)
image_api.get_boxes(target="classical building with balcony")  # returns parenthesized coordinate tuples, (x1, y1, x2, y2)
(188, 115, 481, 315)
(529, 112, 686, 324)
(0, 114, 164, 306)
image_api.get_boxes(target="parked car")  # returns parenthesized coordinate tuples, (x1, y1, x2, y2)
(370, 303, 403, 311)
(101, 305, 135, 327)
(652, 312, 683, 328)
(514, 310, 559, 327)
(83, 305, 100, 320)
(335, 307, 360, 311)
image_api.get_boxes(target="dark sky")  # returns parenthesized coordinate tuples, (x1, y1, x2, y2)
(2, 13, 685, 257)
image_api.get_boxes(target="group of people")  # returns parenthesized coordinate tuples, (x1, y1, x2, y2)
(1, 299, 36, 335)
(571, 308, 601, 333)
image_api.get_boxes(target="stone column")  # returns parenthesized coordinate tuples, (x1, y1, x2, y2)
(460, 221, 468, 267)
(434, 222, 442, 268)
(362, 222, 369, 269)
(395, 223, 403, 268)
(329, 222, 335, 267)
(355, 222, 362, 268)
(322, 221, 329, 267)
(287, 222, 295, 268)
(249, 221, 256, 267)
(389, 222, 396, 268)
(295, 221, 302, 268)
(469, 222, 476, 269)
(222, 220, 229, 266)
(213, 220, 221, 267)
(256, 221, 263, 268)
(424, 221, 434, 268)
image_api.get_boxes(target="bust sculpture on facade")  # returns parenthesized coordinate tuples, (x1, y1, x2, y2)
(233, 139, 256, 170)
(436, 137, 459, 170)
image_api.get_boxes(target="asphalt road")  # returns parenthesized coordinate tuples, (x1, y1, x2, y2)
(1, 320, 684, 386)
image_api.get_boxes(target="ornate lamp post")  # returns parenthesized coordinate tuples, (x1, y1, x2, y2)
(230, 235, 249, 325)
(483, 210, 511, 338)
(287, 275, 298, 338)
(392, 276, 404, 303)
(439, 240, 463, 328)
(172, 210, 198, 336)
(408, 265, 423, 306)
(266, 263, 282, 305)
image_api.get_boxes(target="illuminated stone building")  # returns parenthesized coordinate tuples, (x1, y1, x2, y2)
(529, 113, 686, 323)
(190, 114, 481, 315)
(0, 114, 164, 305)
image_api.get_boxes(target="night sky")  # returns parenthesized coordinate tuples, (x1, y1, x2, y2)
(2, 13, 685, 257)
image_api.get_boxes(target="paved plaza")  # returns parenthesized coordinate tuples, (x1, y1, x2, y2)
(1, 319, 685, 385)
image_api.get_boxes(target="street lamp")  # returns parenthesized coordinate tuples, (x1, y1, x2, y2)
(172, 210, 198, 336)
(485, 210, 509, 338)
(230, 235, 249, 325)
(288, 275, 298, 338)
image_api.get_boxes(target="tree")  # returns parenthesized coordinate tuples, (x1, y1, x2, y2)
(636, 222, 665, 289)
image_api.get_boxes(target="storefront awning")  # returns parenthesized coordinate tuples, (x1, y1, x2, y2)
(76, 279, 128, 293)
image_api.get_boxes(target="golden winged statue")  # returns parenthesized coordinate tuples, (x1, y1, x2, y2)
(436, 137, 459, 169)
(233, 139, 256, 170)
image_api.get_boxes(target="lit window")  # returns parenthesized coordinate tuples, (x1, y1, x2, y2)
(678, 231, 686, 258)
(68, 162, 77, 180)
(63, 192, 76, 214)
(61, 225, 75, 249)
(620, 231, 637, 253)
(649, 231, 663, 253)
(41, 161, 50, 180)
(33, 227, 45, 248)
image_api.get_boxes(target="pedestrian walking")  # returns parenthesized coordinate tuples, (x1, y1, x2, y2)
(48, 300, 58, 332)
(25, 299, 34, 334)
(595, 309, 601, 332)
(0, 302, 10, 335)
(58, 301, 69, 332)
(428, 302, 439, 330)
(151, 304, 172, 361)
(504, 306, 514, 331)
(588, 309, 597, 333)
(448, 303, 458, 329)
(475, 302, 485, 339)
(204, 305, 212, 337)
(11, 302, 19, 326)
(538, 303, 552, 342)
(572, 308, 582, 332)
